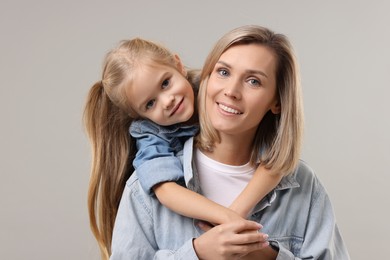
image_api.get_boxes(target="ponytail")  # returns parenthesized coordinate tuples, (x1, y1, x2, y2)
(83, 81, 135, 259)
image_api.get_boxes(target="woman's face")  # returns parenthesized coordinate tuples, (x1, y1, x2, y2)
(206, 43, 280, 139)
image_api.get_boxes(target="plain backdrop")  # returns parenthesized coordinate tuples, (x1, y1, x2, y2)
(1, 1, 389, 259)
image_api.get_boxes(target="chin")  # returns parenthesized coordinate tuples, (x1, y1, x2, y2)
(211, 121, 233, 133)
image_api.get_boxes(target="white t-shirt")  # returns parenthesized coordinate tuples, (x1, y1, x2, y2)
(195, 148, 256, 207)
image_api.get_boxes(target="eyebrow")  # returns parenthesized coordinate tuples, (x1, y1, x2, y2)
(216, 61, 268, 78)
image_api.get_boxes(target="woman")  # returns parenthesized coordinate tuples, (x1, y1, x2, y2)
(109, 25, 349, 259)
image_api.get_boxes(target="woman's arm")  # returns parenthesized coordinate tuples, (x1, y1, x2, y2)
(130, 122, 186, 195)
(289, 176, 350, 259)
(230, 165, 282, 218)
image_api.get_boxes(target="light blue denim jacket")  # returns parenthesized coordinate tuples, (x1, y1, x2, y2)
(129, 119, 198, 194)
(111, 137, 350, 259)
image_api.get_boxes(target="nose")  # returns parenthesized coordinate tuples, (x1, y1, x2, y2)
(163, 94, 175, 110)
(224, 79, 241, 100)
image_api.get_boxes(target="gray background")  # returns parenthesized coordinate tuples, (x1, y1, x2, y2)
(1, 1, 389, 259)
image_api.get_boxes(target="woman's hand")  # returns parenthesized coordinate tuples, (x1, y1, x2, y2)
(193, 220, 270, 260)
(239, 247, 278, 260)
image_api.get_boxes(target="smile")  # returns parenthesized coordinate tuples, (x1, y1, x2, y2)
(170, 98, 184, 116)
(218, 103, 243, 115)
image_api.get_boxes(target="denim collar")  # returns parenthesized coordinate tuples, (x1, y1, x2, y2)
(252, 172, 300, 214)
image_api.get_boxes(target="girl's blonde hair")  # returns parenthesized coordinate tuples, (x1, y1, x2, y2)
(196, 25, 304, 176)
(83, 38, 196, 259)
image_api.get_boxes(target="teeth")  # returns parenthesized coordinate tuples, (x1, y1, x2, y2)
(218, 103, 242, 114)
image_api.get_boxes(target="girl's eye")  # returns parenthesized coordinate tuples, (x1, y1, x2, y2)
(162, 79, 170, 89)
(218, 69, 229, 77)
(145, 99, 155, 110)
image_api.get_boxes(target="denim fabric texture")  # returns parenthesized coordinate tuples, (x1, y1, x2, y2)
(111, 137, 350, 259)
(129, 119, 198, 194)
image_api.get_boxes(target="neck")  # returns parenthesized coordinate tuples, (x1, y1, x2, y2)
(202, 132, 254, 166)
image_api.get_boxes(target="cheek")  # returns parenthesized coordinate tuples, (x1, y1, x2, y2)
(206, 76, 218, 93)
(183, 82, 195, 99)
(188, 87, 195, 103)
(205, 79, 219, 101)
(246, 97, 271, 120)
(205, 88, 215, 109)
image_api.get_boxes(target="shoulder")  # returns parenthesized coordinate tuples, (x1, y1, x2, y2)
(287, 160, 316, 184)
(129, 119, 161, 136)
(277, 160, 327, 200)
(126, 172, 152, 199)
(292, 160, 329, 202)
(276, 160, 316, 189)
(123, 172, 155, 216)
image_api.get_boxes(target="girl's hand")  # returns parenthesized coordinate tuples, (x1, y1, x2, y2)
(193, 220, 270, 260)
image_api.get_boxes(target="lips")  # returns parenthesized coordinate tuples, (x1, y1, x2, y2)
(169, 98, 184, 116)
(217, 102, 243, 115)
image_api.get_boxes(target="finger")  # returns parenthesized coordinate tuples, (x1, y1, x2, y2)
(231, 240, 270, 256)
(231, 220, 263, 233)
(229, 231, 269, 245)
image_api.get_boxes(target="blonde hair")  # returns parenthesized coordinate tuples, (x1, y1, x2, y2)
(83, 38, 193, 259)
(196, 25, 304, 176)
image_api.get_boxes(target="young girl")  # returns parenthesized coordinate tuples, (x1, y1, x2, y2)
(84, 38, 284, 258)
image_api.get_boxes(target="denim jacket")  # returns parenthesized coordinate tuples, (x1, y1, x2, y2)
(129, 119, 198, 194)
(111, 137, 350, 259)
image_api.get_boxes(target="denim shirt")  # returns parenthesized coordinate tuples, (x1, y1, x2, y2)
(111, 137, 350, 259)
(129, 119, 198, 194)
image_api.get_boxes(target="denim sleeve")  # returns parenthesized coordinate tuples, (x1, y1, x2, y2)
(110, 176, 199, 260)
(132, 130, 185, 195)
(272, 177, 350, 260)
(154, 240, 199, 260)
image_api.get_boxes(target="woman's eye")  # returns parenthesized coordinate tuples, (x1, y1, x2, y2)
(248, 78, 261, 86)
(145, 99, 155, 110)
(162, 79, 170, 89)
(218, 69, 229, 77)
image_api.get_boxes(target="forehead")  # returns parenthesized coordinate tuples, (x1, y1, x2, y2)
(130, 61, 173, 83)
(126, 62, 176, 110)
(218, 44, 277, 77)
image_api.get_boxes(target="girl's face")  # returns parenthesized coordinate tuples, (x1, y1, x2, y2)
(127, 61, 194, 126)
(206, 43, 280, 139)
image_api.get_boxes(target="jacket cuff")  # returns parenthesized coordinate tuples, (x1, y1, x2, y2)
(270, 240, 295, 260)
(136, 157, 184, 195)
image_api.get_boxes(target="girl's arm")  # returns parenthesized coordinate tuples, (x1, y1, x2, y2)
(230, 165, 283, 218)
(154, 182, 243, 225)
(131, 121, 242, 224)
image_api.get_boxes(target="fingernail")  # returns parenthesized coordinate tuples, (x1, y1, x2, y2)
(263, 234, 269, 240)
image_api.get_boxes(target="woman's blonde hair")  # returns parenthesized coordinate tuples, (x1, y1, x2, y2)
(83, 38, 196, 259)
(196, 25, 304, 176)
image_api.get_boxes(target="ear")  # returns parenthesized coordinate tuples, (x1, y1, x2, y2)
(174, 54, 187, 77)
(270, 100, 281, 115)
